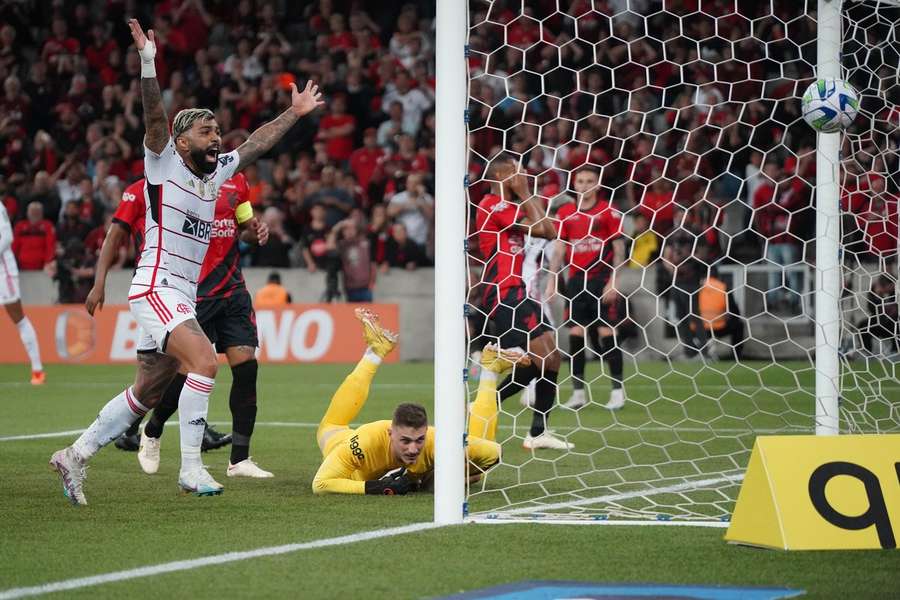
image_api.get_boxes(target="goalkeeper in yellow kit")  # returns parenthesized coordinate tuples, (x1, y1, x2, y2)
(313, 308, 524, 495)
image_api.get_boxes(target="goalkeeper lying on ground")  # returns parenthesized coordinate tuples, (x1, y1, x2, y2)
(312, 308, 525, 495)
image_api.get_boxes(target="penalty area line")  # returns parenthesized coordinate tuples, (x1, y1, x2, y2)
(0, 522, 442, 600)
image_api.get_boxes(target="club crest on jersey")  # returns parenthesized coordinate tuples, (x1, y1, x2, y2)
(176, 303, 191, 314)
(182, 212, 211, 241)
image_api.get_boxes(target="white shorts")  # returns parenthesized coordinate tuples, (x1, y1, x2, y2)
(129, 288, 196, 353)
(0, 263, 19, 304)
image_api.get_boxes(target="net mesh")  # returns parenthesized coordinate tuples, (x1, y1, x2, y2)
(463, 0, 900, 521)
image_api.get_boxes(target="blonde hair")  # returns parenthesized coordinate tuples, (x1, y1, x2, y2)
(172, 108, 215, 140)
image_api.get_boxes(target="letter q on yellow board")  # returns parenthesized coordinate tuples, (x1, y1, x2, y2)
(235, 201, 253, 224)
(726, 434, 900, 550)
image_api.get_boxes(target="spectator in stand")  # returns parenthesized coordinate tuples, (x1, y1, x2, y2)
(350, 128, 385, 201)
(13, 202, 56, 271)
(845, 174, 898, 264)
(381, 70, 432, 138)
(628, 212, 659, 268)
(304, 165, 355, 228)
(255, 272, 293, 308)
(56, 163, 87, 220)
(383, 222, 428, 271)
(56, 200, 91, 249)
(24, 170, 62, 223)
(387, 172, 434, 256)
(857, 275, 898, 356)
(660, 205, 707, 358)
(84, 213, 123, 265)
(753, 162, 804, 311)
(327, 218, 375, 303)
(252, 207, 293, 268)
(368, 203, 390, 267)
(377, 101, 415, 148)
(300, 203, 332, 273)
(55, 238, 95, 304)
(318, 93, 357, 165)
(640, 178, 675, 236)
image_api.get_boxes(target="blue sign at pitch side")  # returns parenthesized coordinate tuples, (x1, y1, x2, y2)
(439, 581, 805, 600)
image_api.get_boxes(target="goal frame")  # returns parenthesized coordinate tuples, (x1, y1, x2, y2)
(434, 0, 847, 525)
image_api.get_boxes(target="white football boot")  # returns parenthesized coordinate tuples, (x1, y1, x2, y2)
(227, 458, 274, 478)
(563, 388, 588, 410)
(178, 466, 224, 496)
(523, 430, 574, 451)
(138, 429, 161, 474)
(49, 448, 88, 506)
(604, 388, 626, 410)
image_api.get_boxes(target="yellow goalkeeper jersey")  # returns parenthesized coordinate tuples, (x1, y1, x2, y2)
(312, 420, 499, 495)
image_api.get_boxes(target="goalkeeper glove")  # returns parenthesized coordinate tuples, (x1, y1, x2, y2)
(364, 468, 411, 496)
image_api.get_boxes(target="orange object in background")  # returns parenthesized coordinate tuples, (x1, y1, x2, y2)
(0, 304, 399, 364)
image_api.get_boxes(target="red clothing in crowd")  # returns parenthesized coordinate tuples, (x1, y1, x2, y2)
(640, 189, 675, 235)
(753, 177, 806, 244)
(319, 113, 356, 162)
(350, 146, 385, 193)
(12, 219, 56, 270)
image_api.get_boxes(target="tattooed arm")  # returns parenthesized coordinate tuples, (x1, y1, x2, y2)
(236, 80, 324, 172)
(128, 19, 170, 154)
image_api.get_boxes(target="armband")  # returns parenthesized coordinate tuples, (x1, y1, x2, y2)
(235, 201, 253, 224)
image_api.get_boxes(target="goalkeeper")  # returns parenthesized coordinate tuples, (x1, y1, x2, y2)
(313, 308, 524, 495)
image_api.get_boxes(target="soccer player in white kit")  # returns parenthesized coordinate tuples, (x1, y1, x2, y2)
(0, 203, 44, 384)
(50, 20, 323, 505)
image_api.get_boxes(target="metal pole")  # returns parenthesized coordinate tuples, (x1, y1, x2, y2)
(815, 0, 842, 435)
(434, 0, 467, 524)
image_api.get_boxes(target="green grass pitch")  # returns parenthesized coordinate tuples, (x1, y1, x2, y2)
(0, 362, 897, 598)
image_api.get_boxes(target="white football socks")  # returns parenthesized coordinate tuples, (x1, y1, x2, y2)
(178, 373, 215, 474)
(72, 387, 148, 462)
(16, 317, 42, 372)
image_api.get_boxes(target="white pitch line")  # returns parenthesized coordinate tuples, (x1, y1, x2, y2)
(494, 473, 746, 517)
(0, 521, 442, 600)
(469, 517, 730, 528)
(0, 422, 812, 442)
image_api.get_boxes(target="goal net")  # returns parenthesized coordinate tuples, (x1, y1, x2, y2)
(461, 0, 900, 523)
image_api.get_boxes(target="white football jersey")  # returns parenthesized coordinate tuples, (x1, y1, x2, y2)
(128, 139, 240, 302)
(0, 203, 19, 277)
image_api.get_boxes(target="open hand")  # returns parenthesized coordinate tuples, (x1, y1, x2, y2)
(127, 19, 156, 63)
(290, 81, 325, 117)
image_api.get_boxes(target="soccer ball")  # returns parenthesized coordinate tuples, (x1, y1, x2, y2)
(801, 78, 860, 133)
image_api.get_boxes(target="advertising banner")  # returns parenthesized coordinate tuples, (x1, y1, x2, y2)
(0, 304, 400, 364)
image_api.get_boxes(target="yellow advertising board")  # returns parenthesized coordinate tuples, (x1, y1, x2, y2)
(725, 434, 900, 550)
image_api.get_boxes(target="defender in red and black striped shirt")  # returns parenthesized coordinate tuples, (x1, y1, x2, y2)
(551, 166, 628, 412)
(474, 153, 571, 451)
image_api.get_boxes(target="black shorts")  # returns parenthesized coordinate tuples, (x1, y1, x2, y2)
(196, 289, 258, 353)
(490, 286, 551, 349)
(565, 274, 625, 330)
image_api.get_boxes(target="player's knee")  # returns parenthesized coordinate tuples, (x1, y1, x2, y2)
(187, 353, 218, 378)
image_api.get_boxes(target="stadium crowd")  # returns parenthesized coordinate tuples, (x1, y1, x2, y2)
(0, 0, 436, 302)
(0, 0, 896, 348)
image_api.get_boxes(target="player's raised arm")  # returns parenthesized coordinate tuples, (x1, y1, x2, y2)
(128, 19, 169, 154)
(235, 81, 324, 172)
